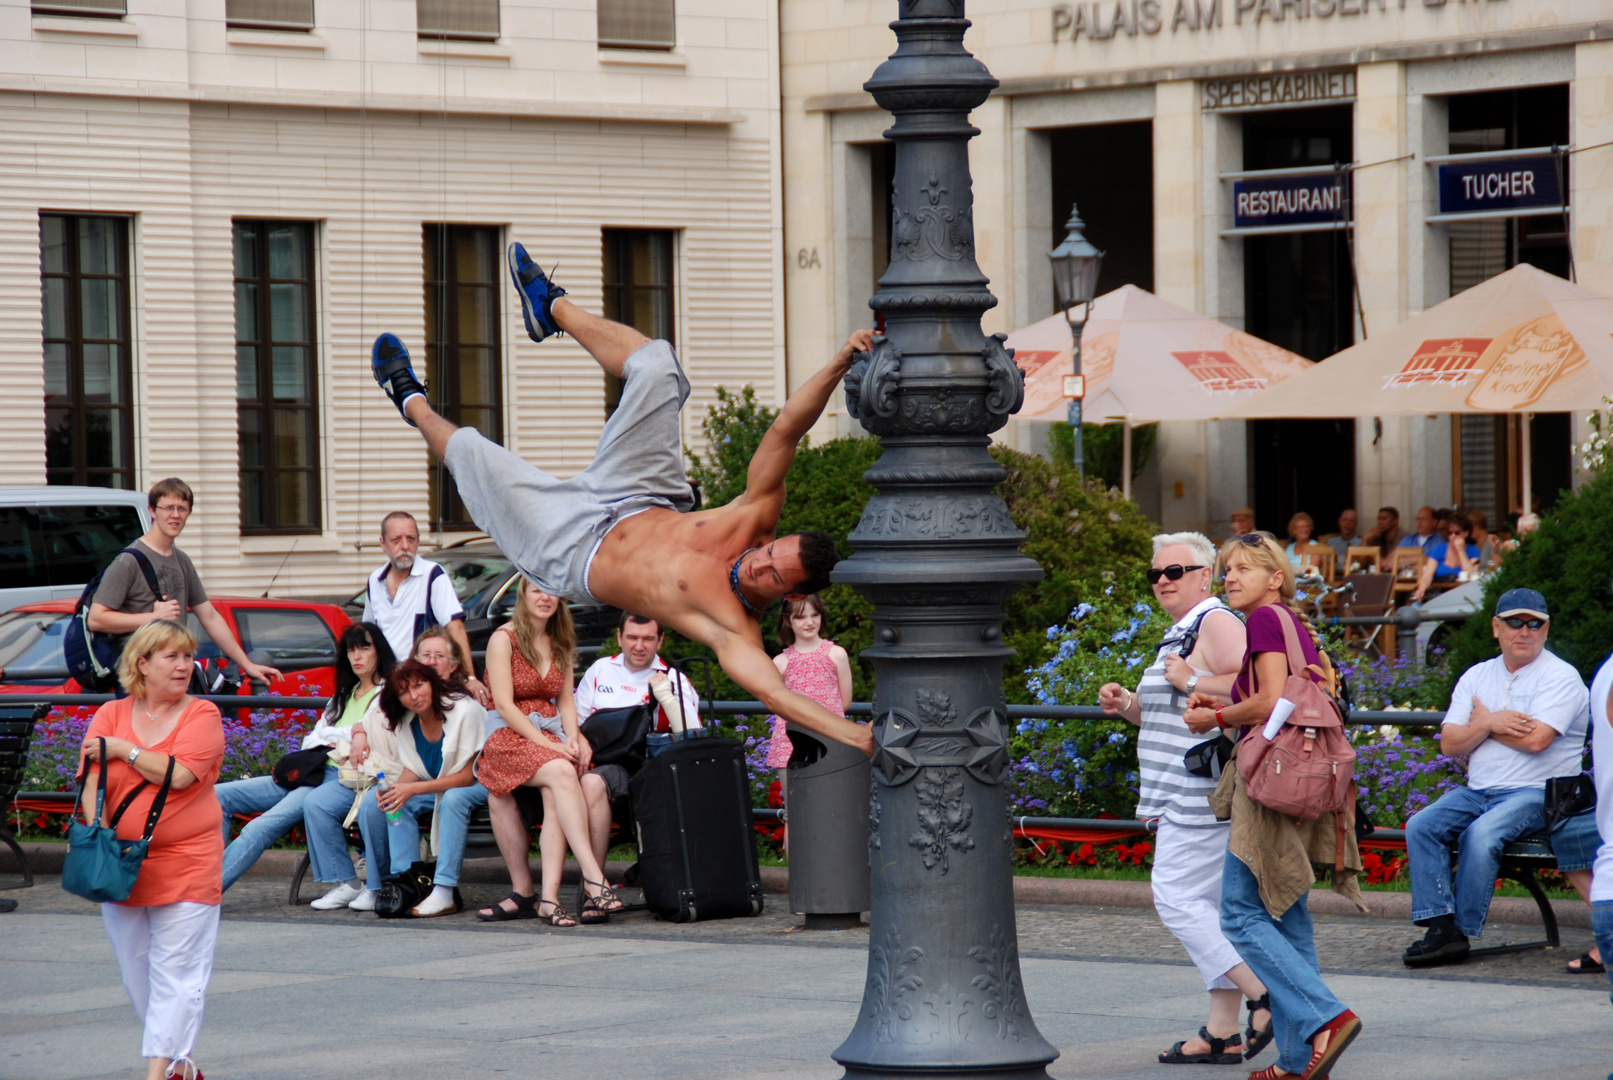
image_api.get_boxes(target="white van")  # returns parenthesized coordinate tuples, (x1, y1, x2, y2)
(0, 486, 152, 610)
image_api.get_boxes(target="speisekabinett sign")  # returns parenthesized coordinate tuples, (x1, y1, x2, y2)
(1232, 174, 1346, 231)
(1436, 155, 1563, 218)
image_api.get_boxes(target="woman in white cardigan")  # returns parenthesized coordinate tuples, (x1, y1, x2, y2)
(350, 659, 486, 912)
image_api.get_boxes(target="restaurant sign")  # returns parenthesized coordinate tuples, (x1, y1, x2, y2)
(1232, 174, 1346, 231)
(1436, 154, 1563, 218)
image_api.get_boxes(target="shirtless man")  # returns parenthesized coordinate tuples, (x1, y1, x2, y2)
(369, 241, 873, 755)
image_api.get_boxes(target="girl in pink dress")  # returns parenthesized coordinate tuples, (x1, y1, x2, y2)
(768, 595, 855, 849)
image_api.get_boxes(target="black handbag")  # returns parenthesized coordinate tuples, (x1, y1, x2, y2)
(1184, 732, 1234, 779)
(271, 747, 331, 790)
(374, 860, 456, 918)
(1544, 773, 1597, 832)
(582, 702, 656, 772)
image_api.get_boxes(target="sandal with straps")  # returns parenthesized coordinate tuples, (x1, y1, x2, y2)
(536, 899, 577, 928)
(1244, 992, 1274, 1059)
(475, 891, 538, 922)
(579, 879, 623, 924)
(1159, 1027, 1243, 1064)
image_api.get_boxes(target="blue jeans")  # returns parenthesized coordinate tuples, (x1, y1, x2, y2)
(356, 789, 436, 891)
(432, 783, 488, 887)
(1406, 785, 1546, 936)
(216, 768, 340, 892)
(1593, 900, 1613, 1011)
(1220, 851, 1344, 1074)
(302, 776, 365, 885)
(1550, 810, 1603, 873)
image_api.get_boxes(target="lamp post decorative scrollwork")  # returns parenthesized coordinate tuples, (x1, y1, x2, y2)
(830, 3, 1057, 1077)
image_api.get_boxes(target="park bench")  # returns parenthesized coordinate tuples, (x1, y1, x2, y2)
(0, 703, 47, 891)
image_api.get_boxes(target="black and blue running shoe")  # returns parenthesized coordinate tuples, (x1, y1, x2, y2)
(507, 241, 567, 342)
(371, 332, 427, 426)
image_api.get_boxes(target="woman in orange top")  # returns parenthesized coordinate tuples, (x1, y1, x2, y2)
(79, 619, 225, 1080)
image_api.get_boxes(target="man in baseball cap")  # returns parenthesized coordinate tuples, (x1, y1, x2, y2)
(1402, 586, 1590, 967)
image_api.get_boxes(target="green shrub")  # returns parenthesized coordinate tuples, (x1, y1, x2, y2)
(1439, 470, 1613, 692)
(1048, 420, 1157, 489)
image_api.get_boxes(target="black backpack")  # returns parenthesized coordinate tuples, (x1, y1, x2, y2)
(63, 547, 163, 692)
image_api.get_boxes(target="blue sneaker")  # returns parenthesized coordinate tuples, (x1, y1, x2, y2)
(371, 333, 427, 427)
(507, 241, 567, 342)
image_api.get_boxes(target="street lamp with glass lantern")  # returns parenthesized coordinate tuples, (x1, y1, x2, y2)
(1048, 203, 1105, 478)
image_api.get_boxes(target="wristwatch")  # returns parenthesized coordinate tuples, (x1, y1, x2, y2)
(1185, 675, 1199, 696)
(127, 747, 142, 766)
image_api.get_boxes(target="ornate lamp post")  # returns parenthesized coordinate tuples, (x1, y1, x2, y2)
(831, 3, 1057, 1077)
(1047, 204, 1105, 479)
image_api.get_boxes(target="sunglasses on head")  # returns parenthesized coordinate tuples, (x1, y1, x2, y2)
(1232, 533, 1271, 547)
(1500, 616, 1546, 630)
(1148, 564, 1205, 584)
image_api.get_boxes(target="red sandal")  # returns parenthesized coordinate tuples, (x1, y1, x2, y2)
(1247, 1065, 1296, 1080)
(1300, 1009, 1361, 1080)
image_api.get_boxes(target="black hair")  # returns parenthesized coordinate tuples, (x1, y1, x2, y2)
(790, 530, 840, 596)
(618, 611, 662, 636)
(331, 621, 397, 716)
(380, 659, 466, 730)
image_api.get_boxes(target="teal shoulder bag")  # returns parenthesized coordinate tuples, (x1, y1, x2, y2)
(62, 737, 176, 904)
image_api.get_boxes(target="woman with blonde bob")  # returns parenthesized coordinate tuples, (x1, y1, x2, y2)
(477, 577, 621, 926)
(79, 620, 225, 1080)
(1182, 534, 1364, 1080)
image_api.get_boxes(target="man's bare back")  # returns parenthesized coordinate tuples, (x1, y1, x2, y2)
(370, 241, 874, 756)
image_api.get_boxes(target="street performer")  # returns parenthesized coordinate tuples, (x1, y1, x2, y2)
(369, 241, 873, 756)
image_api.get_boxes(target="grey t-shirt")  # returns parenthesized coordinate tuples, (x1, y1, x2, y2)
(93, 539, 208, 616)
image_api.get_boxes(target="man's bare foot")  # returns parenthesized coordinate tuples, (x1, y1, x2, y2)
(1566, 946, 1604, 973)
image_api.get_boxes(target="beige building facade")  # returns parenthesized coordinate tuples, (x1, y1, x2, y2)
(782, 0, 1612, 536)
(2, 0, 785, 595)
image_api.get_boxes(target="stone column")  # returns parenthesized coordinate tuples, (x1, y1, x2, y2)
(830, 3, 1057, 1078)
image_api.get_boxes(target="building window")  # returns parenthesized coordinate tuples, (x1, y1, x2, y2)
(41, 214, 134, 490)
(417, 0, 498, 40)
(598, 0, 675, 49)
(32, 0, 125, 17)
(226, 0, 315, 31)
(424, 225, 502, 530)
(601, 229, 674, 417)
(234, 221, 320, 534)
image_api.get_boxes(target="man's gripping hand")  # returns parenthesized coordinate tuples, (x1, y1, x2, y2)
(833, 329, 876, 370)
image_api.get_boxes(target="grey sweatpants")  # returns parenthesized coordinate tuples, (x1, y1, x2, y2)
(443, 339, 695, 602)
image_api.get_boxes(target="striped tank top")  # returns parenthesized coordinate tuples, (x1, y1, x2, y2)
(1134, 597, 1236, 827)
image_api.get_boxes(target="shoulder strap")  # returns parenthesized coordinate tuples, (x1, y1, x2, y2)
(123, 547, 165, 601)
(75, 737, 110, 827)
(1272, 605, 1310, 678)
(422, 564, 445, 628)
(138, 757, 177, 841)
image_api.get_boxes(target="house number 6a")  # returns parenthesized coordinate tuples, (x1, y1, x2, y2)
(797, 248, 821, 269)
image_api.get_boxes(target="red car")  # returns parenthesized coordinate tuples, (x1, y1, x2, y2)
(0, 597, 351, 700)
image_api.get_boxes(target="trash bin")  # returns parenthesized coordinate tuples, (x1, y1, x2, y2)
(785, 723, 871, 927)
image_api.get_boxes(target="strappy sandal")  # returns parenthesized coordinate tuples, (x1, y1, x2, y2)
(1158, 1027, 1243, 1064)
(1296, 1009, 1360, 1080)
(475, 891, 537, 922)
(579, 879, 622, 924)
(1244, 992, 1274, 1059)
(1246, 1065, 1295, 1080)
(536, 899, 577, 928)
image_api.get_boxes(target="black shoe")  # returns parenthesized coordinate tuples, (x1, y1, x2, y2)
(0, 898, 17, 913)
(1403, 920, 1470, 968)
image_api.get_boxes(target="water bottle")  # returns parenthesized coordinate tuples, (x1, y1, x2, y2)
(377, 771, 402, 822)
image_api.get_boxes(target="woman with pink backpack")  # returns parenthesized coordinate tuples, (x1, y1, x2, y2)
(1182, 533, 1364, 1080)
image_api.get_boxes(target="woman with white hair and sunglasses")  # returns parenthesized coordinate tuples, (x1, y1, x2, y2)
(1099, 532, 1272, 1065)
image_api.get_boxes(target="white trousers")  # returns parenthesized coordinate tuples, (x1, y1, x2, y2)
(101, 901, 220, 1064)
(1151, 819, 1244, 991)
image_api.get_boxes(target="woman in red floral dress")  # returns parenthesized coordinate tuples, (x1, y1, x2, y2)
(476, 579, 621, 926)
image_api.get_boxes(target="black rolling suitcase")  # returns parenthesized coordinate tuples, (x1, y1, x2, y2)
(629, 735, 765, 923)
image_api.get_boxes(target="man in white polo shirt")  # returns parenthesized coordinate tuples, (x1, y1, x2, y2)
(574, 612, 702, 869)
(1403, 587, 1590, 967)
(360, 511, 489, 705)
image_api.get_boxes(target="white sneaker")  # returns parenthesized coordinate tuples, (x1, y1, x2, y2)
(310, 882, 363, 910)
(347, 889, 378, 912)
(410, 889, 460, 918)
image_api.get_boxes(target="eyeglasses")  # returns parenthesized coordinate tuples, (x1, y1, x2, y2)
(1501, 616, 1546, 630)
(1147, 564, 1205, 584)
(1231, 533, 1272, 547)
(154, 503, 191, 516)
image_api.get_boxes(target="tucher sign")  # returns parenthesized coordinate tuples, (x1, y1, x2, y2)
(1436, 155, 1563, 217)
(1232, 174, 1346, 230)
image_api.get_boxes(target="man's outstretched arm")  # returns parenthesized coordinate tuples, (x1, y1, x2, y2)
(712, 631, 874, 755)
(737, 329, 874, 512)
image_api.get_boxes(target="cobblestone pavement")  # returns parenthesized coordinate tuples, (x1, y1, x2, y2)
(5, 870, 1602, 991)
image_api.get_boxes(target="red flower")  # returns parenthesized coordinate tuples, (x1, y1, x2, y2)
(767, 779, 785, 808)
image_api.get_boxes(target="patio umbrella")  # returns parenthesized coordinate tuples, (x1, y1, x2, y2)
(1007, 285, 1314, 496)
(1222, 264, 1613, 513)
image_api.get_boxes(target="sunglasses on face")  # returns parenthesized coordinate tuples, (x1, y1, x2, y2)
(1501, 616, 1546, 631)
(1148, 564, 1205, 584)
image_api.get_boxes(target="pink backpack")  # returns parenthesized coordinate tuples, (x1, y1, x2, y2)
(1236, 606, 1356, 823)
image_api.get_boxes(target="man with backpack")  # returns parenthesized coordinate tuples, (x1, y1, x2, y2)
(83, 478, 281, 689)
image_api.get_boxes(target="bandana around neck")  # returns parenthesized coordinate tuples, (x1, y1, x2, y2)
(729, 548, 768, 621)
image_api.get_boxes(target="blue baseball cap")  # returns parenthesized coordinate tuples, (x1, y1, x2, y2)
(1494, 587, 1549, 621)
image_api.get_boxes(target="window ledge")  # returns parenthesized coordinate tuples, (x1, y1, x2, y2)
(32, 14, 139, 37)
(227, 28, 326, 50)
(239, 534, 343, 555)
(418, 39, 510, 61)
(598, 47, 685, 68)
